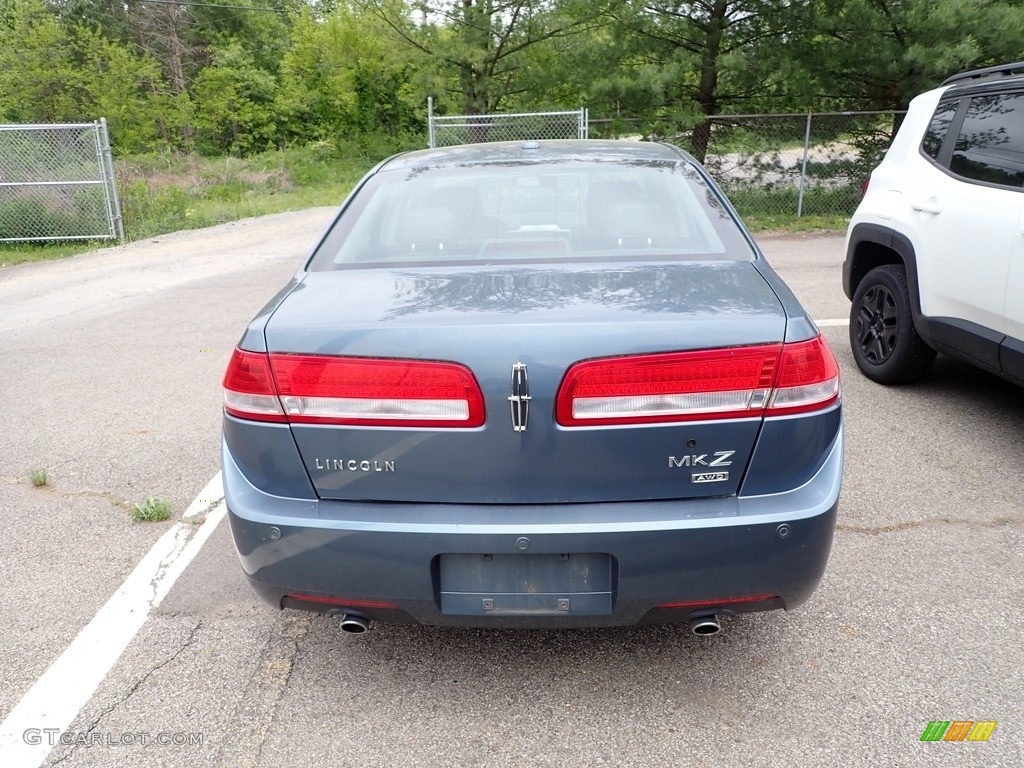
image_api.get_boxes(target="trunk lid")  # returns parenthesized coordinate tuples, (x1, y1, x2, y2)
(264, 262, 787, 503)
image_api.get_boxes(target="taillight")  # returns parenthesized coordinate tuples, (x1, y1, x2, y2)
(556, 336, 839, 426)
(556, 345, 779, 426)
(223, 349, 286, 422)
(768, 337, 841, 416)
(222, 349, 485, 428)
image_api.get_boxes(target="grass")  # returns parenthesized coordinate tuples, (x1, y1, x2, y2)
(724, 184, 855, 234)
(28, 468, 49, 487)
(744, 214, 849, 233)
(724, 184, 860, 217)
(0, 139, 385, 267)
(116, 140, 372, 241)
(131, 495, 172, 522)
(0, 242, 97, 268)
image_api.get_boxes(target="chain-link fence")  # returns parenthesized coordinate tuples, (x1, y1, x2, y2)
(592, 111, 905, 220)
(695, 112, 904, 220)
(0, 120, 124, 243)
(428, 101, 588, 148)
(426, 107, 901, 219)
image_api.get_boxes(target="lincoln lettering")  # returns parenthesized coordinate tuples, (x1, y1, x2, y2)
(314, 458, 396, 472)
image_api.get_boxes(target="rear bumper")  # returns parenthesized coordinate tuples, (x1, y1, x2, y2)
(224, 427, 841, 628)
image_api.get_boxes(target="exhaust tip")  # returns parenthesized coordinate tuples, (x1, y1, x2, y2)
(338, 614, 371, 634)
(688, 615, 721, 636)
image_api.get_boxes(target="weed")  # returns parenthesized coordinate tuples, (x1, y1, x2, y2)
(132, 495, 172, 522)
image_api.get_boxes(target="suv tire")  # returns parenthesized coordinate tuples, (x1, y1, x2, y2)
(849, 265, 936, 384)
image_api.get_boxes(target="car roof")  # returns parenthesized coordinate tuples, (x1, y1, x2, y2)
(377, 139, 690, 171)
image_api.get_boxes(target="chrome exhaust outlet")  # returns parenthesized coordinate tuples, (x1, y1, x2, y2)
(688, 615, 721, 636)
(338, 614, 371, 634)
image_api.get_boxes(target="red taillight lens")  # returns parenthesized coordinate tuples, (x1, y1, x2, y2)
(767, 336, 841, 416)
(222, 349, 485, 428)
(284, 594, 398, 610)
(656, 594, 779, 610)
(271, 354, 485, 427)
(223, 349, 286, 422)
(556, 336, 839, 426)
(556, 345, 780, 426)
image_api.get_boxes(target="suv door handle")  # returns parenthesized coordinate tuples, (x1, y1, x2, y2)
(911, 198, 942, 214)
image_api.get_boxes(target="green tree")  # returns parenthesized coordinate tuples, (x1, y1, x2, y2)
(186, 0, 298, 76)
(811, 0, 1024, 111)
(48, 0, 135, 41)
(596, 1, 812, 159)
(0, 0, 81, 122)
(276, 4, 424, 146)
(111, 0, 298, 150)
(80, 32, 166, 152)
(192, 41, 280, 155)
(364, 1, 600, 117)
(0, 0, 165, 152)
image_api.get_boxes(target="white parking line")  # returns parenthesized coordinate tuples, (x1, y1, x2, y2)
(816, 318, 849, 327)
(0, 472, 226, 768)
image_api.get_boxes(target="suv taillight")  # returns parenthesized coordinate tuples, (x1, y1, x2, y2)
(555, 336, 839, 426)
(223, 349, 485, 428)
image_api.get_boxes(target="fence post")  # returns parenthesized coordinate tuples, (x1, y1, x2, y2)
(97, 118, 124, 242)
(796, 112, 812, 218)
(427, 96, 435, 148)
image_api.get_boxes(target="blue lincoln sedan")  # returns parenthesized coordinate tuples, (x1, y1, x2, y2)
(222, 140, 842, 635)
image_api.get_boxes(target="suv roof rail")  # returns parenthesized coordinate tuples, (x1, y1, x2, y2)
(941, 61, 1024, 87)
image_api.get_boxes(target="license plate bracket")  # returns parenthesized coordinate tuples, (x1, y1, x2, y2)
(439, 552, 613, 616)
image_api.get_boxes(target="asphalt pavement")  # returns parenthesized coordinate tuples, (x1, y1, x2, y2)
(0, 217, 1020, 767)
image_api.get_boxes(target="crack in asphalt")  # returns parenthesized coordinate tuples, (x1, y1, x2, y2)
(48, 621, 203, 767)
(145, 523, 201, 607)
(214, 613, 312, 768)
(59, 488, 133, 508)
(183, 495, 225, 525)
(836, 516, 1020, 535)
(1, 476, 137, 509)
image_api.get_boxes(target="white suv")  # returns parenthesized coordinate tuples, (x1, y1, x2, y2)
(843, 62, 1024, 386)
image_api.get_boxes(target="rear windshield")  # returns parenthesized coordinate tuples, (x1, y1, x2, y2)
(308, 159, 754, 270)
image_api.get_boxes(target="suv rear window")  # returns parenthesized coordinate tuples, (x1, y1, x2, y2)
(949, 92, 1024, 188)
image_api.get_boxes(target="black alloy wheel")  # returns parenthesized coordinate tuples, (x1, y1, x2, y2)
(848, 265, 935, 384)
(855, 282, 898, 365)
